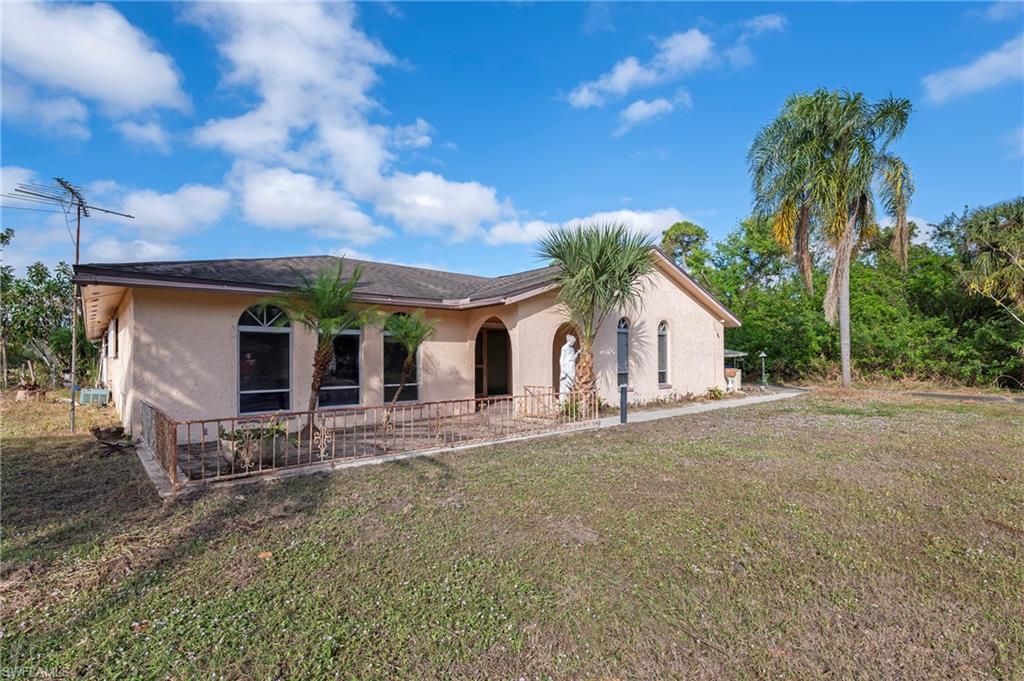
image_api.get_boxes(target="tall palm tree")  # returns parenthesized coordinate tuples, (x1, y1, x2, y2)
(262, 261, 376, 413)
(749, 89, 914, 387)
(383, 309, 437, 406)
(538, 222, 655, 399)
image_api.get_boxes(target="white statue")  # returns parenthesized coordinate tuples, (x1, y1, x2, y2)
(559, 334, 580, 403)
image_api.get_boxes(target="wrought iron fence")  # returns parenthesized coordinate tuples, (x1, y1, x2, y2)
(139, 400, 180, 487)
(146, 388, 598, 488)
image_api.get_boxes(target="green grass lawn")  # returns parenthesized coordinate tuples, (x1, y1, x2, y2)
(2, 390, 1022, 679)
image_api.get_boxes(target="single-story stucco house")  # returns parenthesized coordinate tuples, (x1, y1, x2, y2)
(74, 248, 740, 436)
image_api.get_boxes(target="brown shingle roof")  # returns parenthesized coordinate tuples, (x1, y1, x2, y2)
(74, 255, 560, 305)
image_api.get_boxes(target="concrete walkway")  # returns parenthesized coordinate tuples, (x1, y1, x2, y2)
(599, 387, 807, 428)
(904, 391, 1024, 404)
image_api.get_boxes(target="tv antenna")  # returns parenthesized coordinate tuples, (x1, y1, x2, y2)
(3, 178, 134, 431)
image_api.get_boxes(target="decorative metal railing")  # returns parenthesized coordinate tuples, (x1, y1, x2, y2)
(143, 388, 598, 489)
(139, 400, 180, 487)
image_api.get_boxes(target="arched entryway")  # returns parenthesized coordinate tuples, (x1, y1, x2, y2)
(474, 317, 512, 397)
(551, 321, 582, 391)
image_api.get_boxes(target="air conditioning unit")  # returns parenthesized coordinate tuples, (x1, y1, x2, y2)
(79, 389, 110, 406)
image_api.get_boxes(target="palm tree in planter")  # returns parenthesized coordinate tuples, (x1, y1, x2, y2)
(749, 89, 914, 388)
(378, 310, 436, 448)
(539, 222, 655, 406)
(383, 309, 437, 405)
(262, 261, 377, 414)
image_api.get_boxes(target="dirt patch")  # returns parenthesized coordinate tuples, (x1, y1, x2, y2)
(551, 521, 600, 545)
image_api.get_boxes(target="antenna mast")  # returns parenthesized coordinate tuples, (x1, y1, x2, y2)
(5, 178, 134, 432)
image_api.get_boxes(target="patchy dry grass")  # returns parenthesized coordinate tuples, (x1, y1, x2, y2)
(2, 389, 1022, 679)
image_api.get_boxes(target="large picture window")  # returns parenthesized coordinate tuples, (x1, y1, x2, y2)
(617, 317, 630, 387)
(384, 318, 418, 402)
(657, 321, 669, 385)
(319, 330, 360, 407)
(238, 306, 291, 414)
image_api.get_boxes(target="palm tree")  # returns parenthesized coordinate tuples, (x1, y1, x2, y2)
(383, 309, 437, 406)
(538, 222, 655, 399)
(749, 89, 914, 387)
(262, 261, 376, 413)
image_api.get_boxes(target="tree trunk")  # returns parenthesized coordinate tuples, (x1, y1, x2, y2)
(823, 203, 859, 389)
(389, 357, 414, 408)
(796, 203, 814, 293)
(307, 344, 333, 414)
(839, 253, 852, 388)
(573, 341, 596, 413)
(1, 337, 7, 389)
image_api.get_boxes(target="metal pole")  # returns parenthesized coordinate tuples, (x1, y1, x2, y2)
(70, 203, 80, 432)
(760, 355, 767, 387)
(620, 384, 628, 424)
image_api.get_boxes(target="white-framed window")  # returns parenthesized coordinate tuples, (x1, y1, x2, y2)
(238, 306, 291, 414)
(657, 321, 669, 385)
(319, 329, 360, 407)
(383, 315, 418, 402)
(617, 317, 630, 387)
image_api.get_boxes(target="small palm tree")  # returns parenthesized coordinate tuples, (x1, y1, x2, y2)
(384, 309, 437, 406)
(539, 222, 655, 399)
(749, 89, 914, 387)
(262, 261, 376, 413)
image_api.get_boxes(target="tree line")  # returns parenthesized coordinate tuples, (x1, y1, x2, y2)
(662, 197, 1024, 389)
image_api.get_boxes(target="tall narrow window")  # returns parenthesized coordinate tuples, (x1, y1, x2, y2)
(617, 317, 630, 387)
(384, 315, 418, 402)
(319, 330, 360, 407)
(238, 306, 291, 414)
(657, 321, 669, 385)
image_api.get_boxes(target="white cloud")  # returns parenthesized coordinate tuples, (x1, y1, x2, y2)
(922, 34, 1024, 104)
(232, 164, 389, 245)
(1004, 127, 1024, 159)
(614, 90, 692, 136)
(121, 184, 230, 235)
(880, 214, 936, 245)
(187, 2, 505, 242)
(485, 207, 686, 245)
(581, 2, 615, 36)
(116, 121, 172, 153)
(1, 166, 39, 196)
(372, 171, 502, 239)
(743, 14, 787, 35)
(1, 2, 188, 114)
(726, 14, 787, 68)
(393, 119, 433, 149)
(2, 80, 90, 140)
(982, 2, 1023, 21)
(567, 29, 713, 109)
(86, 237, 182, 263)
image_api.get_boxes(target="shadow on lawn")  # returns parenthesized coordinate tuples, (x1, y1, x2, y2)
(2, 431, 337, 645)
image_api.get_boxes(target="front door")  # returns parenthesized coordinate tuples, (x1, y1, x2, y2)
(475, 327, 511, 397)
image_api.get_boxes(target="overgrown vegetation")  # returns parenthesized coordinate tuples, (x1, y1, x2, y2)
(2, 391, 1021, 678)
(1, 229, 98, 389)
(682, 199, 1024, 388)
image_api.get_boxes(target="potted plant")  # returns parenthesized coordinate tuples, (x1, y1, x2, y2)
(218, 421, 290, 468)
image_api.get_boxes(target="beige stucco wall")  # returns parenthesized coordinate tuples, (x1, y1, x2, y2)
(593, 262, 726, 403)
(106, 289, 135, 430)
(107, 263, 727, 431)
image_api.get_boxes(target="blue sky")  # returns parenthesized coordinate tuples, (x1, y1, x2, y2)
(2, 1, 1022, 276)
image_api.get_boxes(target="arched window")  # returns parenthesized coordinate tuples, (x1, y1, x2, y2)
(238, 306, 291, 414)
(319, 329, 360, 407)
(657, 321, 669, 385)
(383, 313, 419, 402)
(617, 317, 630, 387)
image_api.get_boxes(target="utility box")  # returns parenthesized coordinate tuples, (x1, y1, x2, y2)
(78, 388, 110, 406)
